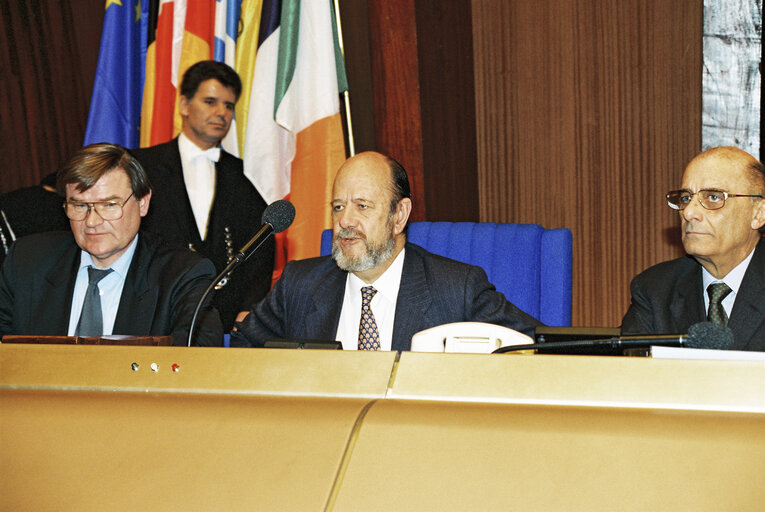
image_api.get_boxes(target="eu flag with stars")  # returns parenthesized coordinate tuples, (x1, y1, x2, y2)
(84, 0, 144, 148)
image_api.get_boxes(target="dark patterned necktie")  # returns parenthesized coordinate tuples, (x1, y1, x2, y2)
(357, 286, 381, 350)
(75, 266, 114, 337)
(707, 282, 732, 325)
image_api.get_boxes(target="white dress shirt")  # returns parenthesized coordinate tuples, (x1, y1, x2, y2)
(701, 247, 755, 319)
(178, 133, 219, 240)
(335, 248, 406, 350)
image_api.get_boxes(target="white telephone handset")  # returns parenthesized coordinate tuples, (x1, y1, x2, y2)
(410, 322, 533, 353)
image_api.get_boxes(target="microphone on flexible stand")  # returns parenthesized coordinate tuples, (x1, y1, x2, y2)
(186, 200, 296, 347)
(493, 322, 734, 354)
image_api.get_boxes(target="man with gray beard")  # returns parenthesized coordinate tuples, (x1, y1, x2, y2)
(231, 151, 541, 350)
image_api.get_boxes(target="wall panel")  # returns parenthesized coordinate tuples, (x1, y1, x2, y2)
(0, 0, 103, 192)
(472, 0, 702, 326)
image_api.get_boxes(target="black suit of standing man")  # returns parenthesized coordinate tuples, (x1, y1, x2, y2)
(132, 61, 274, 330)
(622, 146, 765, 351)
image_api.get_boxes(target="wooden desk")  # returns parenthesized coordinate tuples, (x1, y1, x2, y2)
(331, 352, 765, 511)
(2, 345, 765, 511)
(1, 345, 395, 511)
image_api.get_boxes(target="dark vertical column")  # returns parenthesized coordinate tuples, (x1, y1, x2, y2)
(366, 0, 427, 221)
(415, 1, 479, 221)
(336, 0, 376, 155)
(359, 0, 478, 222)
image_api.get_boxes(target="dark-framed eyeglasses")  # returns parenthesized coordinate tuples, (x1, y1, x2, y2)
(666, 189, 763, 211)
(63, 193, 135, 221)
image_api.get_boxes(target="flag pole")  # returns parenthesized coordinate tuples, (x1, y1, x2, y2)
(332, 0, 355, 156)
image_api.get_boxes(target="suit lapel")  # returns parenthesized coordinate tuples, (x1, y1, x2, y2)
(206, 153, 232, 246)
(728, 241, 765, 350)
(154, 141, 203, 244)
(392, 245, 434, 351)
(37, 243, 80, 333)
(305, 264, 346, 340)
(669, 263, 706, 332)
(113, 236, 158, 335)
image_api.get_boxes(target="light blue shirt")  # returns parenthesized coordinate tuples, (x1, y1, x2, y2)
(67, 234, 139, 336)
(701, 247, 755, 319)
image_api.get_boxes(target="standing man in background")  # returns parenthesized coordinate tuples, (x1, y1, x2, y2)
(132, 61, 274, 330)
(622, 146, 765, 351)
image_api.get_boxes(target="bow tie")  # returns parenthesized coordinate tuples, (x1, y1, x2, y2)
(197, 147, 221, 162)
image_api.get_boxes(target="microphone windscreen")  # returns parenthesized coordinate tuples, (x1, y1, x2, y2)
(262, 199, 296, 233)
(686, 322, 734, 350)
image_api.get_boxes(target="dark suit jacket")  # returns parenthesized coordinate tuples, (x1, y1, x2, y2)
(0, 177, 70, 267)
(0, 231, 222, 346)
(621, 239, 765, 351)
(231, 243, 542, 350)
(131, 140, 274, 330)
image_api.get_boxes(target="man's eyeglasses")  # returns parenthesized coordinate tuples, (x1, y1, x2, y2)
(63, 193, 134, 221)
(666, 189, 763, 211)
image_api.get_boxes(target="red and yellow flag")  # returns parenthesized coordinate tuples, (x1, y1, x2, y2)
(140, 0, 216, 147)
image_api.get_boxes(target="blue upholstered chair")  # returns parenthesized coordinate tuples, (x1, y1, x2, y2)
(320, 221, 573, 326)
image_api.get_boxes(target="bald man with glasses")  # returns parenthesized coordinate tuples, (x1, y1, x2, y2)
(621, 146, 765, 351)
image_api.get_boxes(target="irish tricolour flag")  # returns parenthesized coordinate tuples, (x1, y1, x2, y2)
(238, 0, 348, 273)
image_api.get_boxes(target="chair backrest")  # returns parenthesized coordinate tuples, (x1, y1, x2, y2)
(320, 221, 572, 326)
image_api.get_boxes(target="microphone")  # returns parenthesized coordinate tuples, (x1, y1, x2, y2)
(235, 199, 295, 264)
(186, 200, 296, 347)
(493, 322, 734, 354)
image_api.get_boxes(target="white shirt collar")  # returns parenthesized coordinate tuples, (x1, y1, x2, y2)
(178, 132, 220, 162)
(701, 246, 756, 296)
(78, 233, 139, 278)
(347, 247, 406, 301)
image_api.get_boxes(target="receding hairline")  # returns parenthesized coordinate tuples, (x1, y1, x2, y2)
(334, 152, 391, 186)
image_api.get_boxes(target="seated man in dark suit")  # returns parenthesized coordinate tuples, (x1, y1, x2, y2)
(231, 151, 541, 350)
(0, 143, 222, 346)
(131, 60, 274, 331)
(622, 146, 765, 351)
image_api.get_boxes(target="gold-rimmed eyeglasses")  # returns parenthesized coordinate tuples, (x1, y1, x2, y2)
(666, 189, 763, 211)
(63, 193, 134, 221)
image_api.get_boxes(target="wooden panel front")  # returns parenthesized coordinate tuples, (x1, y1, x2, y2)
(5, 347, 765, 510)
(332, 400, 765, 511)
(1, 390, 368, 511)
(0, 344, 396, 396)
(390, 351, 765, 410)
